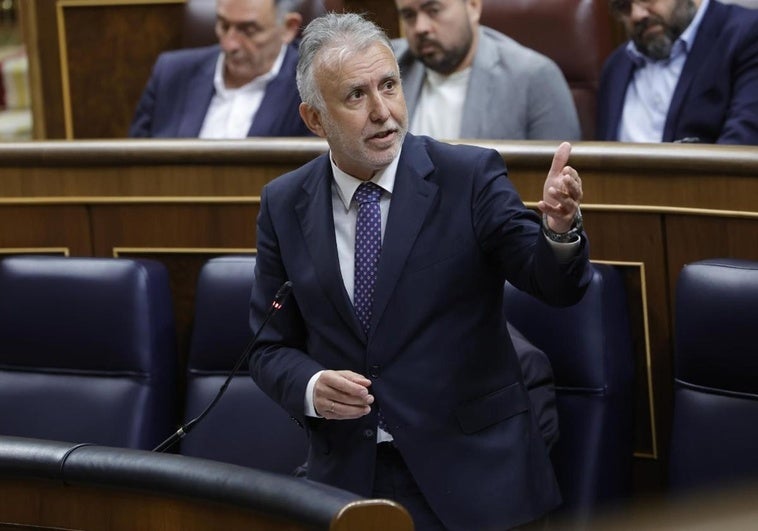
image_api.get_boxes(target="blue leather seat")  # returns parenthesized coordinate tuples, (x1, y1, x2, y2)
(0, 255, 178, 450)
(179, 255, 308, 474)
(669, 258, 758, 494)
(503, 263, 635, 526)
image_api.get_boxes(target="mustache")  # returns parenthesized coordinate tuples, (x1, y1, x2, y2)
(632, 15, 664, 40)
(415, 35, 440, 50)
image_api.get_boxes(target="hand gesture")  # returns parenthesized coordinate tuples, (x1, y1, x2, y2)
(537, 142, 583, 234)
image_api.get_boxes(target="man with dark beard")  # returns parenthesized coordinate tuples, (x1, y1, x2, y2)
(597, 0, 758, 144)
(392, 0, 581, 141)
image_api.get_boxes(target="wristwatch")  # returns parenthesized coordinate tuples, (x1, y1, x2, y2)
(542, 208, 583, 243)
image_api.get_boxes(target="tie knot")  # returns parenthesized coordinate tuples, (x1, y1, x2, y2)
(354, 182, 382, 205)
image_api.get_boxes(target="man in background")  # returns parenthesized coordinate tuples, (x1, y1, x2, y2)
(129, 0, 311, 138)
(596, 0, 758, 144)
(393, 0, 581, 141)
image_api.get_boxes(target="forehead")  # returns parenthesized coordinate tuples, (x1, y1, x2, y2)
(317, 43, 398, 86)
(396, 0, 458, 11)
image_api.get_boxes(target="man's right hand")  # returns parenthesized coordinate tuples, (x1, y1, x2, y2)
(314, 370, 375, 419)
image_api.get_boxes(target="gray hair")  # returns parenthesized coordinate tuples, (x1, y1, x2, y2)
(296, 12, 394, 111)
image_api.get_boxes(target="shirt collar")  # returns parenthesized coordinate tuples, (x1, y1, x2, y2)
(625, 0, 709, 66)
(331, 149, 401, 210)
(212, 44, 287, 97)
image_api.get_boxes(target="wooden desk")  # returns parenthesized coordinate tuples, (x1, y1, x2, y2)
(1, 138, 757, 495)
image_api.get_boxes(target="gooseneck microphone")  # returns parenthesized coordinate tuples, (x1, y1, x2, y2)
(153, 280, 293, 453)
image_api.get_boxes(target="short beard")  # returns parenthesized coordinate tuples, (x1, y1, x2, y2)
(633, 0, 697, 60)
(415, 24, 474, 75)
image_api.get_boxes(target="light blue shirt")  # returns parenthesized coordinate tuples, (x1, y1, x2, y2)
(618, 0, 709, 142)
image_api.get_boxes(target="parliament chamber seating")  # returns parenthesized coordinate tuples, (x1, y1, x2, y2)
(179, 255, 308, 474)
(0, 256, 178, 450)
(480, 0, 618, 140)
(503, 263, 636, 527)
(668, 258, 758, 495)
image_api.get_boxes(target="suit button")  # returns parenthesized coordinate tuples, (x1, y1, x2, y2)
(369, 365, 380, 378)
(363, 428, 375, 439)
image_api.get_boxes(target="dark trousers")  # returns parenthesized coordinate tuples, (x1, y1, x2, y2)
(371, 442, 548, 531)
(372, 442, 448, 531)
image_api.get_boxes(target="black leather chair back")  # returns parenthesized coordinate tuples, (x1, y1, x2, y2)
(503, 262, 635, 526)
(669, 258, 758, 493)
(0, 256, 178, 450)
(180, 255, 308, 474)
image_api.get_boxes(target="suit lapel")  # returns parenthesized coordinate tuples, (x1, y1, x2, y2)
(370, 135, 437, 335)
(663, 0, 723, 141)
(177, 53, 216, 137)
(461, 28, 495, 138)
(398, 53, 425, 125)
(295, 157, 365, 340)
(248, 44, 296, 136)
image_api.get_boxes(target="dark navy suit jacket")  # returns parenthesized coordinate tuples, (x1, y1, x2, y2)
(248, 133, 591, 531)
(129, 43, 311, 138)
(597, 0, 758, 144)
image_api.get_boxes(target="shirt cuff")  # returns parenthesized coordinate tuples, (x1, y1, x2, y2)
(544, 232, 581, 262)
(305, 370, 325, 417)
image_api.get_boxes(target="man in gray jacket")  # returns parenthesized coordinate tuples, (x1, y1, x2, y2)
(394, 0, 581, 141)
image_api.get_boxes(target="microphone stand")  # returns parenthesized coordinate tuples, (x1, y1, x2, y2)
(153, 281, 293, 453)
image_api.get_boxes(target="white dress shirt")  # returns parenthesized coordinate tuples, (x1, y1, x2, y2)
(618, 0, 709, 142)
(198, 44, 287, 139)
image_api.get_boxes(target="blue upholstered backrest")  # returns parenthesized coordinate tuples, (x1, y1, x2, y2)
(503, 263, 635, 525)
(180, 255, 308, 474)
(670, 258, 758, 493)
(0, 255, 178, 450)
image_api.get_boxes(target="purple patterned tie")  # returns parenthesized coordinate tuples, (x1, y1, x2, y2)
(353, 181, 382, 335)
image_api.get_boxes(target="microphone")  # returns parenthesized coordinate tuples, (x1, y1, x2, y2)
(153, 280, 293, 453)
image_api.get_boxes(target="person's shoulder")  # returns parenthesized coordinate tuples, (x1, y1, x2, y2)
(478, 26, 563, 74)
(390, 36, 409, 56)
(479, 26, 551, 62)
(410, 134, 502, 168)
(264, 152, 329, 194)
(154, 44, 220, 68)
(715, 0, 758, 33)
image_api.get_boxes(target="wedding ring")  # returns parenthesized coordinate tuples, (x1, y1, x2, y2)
(328, 401, 335, 414)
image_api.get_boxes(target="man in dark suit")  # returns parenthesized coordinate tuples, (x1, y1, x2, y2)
(597, 0, 758, 144)
(129, 0, 311, 138)
(249, 12, 590, 531)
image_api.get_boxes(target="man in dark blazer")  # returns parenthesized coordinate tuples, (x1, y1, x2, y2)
(129, 0, 311, 138)
(249, 12, 591, 531)
(597, 0, 758, 144)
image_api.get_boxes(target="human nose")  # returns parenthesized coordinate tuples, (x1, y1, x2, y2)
(629, 0, 651, 20)
(218, 26, 243, 52)
(411, 12, 433, 35)
(611, 0, 653, 17)
(368, 93, 390, 123)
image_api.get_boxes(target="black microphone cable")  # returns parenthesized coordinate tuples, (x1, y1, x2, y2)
(153, 281, 293, 453)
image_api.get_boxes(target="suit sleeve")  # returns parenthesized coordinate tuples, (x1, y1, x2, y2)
(525, 59, 582, 141)
(717, 25, 758, 144)
(472, 148, 591, 306)
(248, 184, 325, 423)
(128, 60, 160, 137)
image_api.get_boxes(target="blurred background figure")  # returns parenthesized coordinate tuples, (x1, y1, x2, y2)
(129, 0, 312, 138)
(596, 0, 758, 144)
(393, 0, 581, 141)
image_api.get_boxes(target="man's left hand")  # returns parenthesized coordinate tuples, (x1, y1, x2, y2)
(537, 141, 582, 233)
